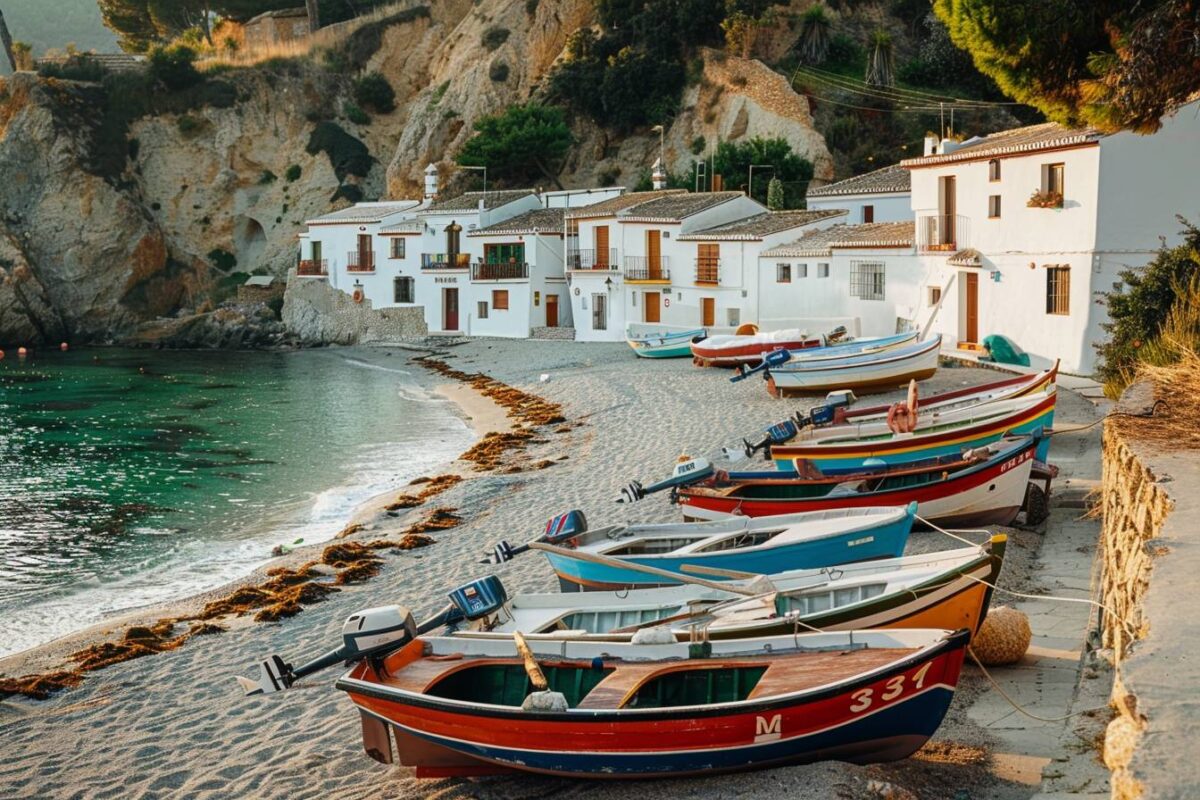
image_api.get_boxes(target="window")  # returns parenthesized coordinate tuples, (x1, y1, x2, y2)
(726, 308, 740, 327)
(797, 263, 808, 278)
(1043, 163, 1064, 196)
(1046, 265, 1070, 315)
(988, 159, 1001, 181)
(592, 293, 607, 330)
(477, 301, 489, 319)
(394, 276, 414, 303)
(776, 263, 791, 283)
(862, 205, 874, 223)
(988, 195, 1001, 218)
(492, 290, 509, 310)
(817, 262, 829, 278)
(390, 238, 406, 259)
(849, 260, 885, 301)
(929, 286, 942, 306)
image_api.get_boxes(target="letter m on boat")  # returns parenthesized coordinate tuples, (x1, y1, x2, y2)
(754, 714, 782, 742)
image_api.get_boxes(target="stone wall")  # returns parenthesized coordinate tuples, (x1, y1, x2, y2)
(281, 272, 427, 345)
(1099, 421, 1188, 800)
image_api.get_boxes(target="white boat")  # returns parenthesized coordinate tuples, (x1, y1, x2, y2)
(766, 335, 942, 395)
(625, 325, 708, 359)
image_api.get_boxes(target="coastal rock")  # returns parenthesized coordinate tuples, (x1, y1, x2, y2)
(282, 270, 427, 345)
(124, 302, 288, 349)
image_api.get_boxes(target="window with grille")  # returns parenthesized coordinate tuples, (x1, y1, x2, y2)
(818, 262, 829, 278)
(988, 195, 1001, 218)
(477, 301, 489, 319)
(797, 263, 808, 278)
(1046, 266, 1070, 315)
(988, 159, 1001, 181)
(849, 261, 885, 300)
(394, 276, 414, 303)
(776, 263, 791, 283)
(492, 290, 509, 310)
(390, 238, 406, 259)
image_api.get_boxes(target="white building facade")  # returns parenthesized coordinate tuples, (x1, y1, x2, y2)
(806, 164, 911, 224)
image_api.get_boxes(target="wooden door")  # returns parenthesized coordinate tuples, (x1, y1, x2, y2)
(941, 176, 957, 246)
(595, 226, 610, 267)
(444, 288, 459, 331)
(644, 292, 661, 323)
(701, 297, 715, 327)
(965, 272, 978, 343)
(545, 294, 559, 328)
(647, 230, 662, 279)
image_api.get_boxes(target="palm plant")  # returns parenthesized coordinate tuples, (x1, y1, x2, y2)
(865, 29, 895, 87)
(797, 5, 832, 64)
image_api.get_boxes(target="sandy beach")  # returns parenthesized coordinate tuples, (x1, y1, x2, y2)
(0, 339, 1104, 799)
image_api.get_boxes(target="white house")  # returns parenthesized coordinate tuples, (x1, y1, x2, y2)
(298, 201, 423, 294)
(760, 221, 921, 338)
(806, 164, 911, 224)
(900, 104, 1200, 372)
(464, 207, 572, 337)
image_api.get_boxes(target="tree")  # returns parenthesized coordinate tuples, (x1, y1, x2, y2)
(709, 137, 814, 208)
(456, 103, 573, 190)
(864, 29, 894, 87)
(933, 0, 1200, 133)
(796, 4, 832, 64)
(766, 177, 784, 210)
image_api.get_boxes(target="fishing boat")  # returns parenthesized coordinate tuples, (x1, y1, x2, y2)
(452, 535, 1005, 643)
(676, 436, 1039, 528)
(768, 388, 1056, 471)
(538, 504, 916, 592)
(690, 326, 830, 367)
(626, 325, 708, 359)
(335, 627, 971, 778)
(763, 335, 942, 395)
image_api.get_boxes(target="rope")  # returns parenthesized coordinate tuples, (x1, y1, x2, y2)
(1045, 402, 1167, 436)
(967, 646, 1110, 722)
(915, 514, 992, 548)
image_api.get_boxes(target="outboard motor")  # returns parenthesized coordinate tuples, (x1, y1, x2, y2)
(445, 575, 509, 628)
(739, 390, 858, 460)
(617, 457, 715, 503)
(730, 348, 792, 383)
(489, 510, 588, 564)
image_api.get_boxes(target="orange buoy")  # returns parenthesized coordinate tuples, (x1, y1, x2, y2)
(60, 342, 69, 351)
(352, 287, 365, 304)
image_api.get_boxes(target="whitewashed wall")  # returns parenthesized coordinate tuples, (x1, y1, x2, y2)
(808, 192, 910, 224)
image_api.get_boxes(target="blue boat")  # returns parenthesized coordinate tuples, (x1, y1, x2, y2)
(540, 503, 916, 591)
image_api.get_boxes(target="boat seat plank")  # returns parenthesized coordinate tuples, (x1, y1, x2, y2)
(573, 663, 667, 709)
(748, 647, 914, 699)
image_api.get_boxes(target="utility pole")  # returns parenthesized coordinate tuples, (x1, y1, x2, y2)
(0, 9, 18, 73)
(304, 0, 321, 33)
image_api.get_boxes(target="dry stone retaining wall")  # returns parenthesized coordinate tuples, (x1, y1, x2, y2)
(281, 271, 427, 345)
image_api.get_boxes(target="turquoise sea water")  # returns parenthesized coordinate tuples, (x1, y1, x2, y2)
(0, 348, 473, 658)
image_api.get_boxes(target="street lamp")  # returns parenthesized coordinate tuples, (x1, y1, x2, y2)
(459, 165, 487, 195)
(748, 164, 774, 202)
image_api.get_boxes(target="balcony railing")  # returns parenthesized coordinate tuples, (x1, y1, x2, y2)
(695, 258, 720, 284)
(472, 262, 529, 281)
(297, 259, 328, 276)
(422, 253, 471, 269)
(347, 251, 375, 272)
(917, 214, 969, 253)
(624, 255, 670, 281)
(567, 248, 619, 270)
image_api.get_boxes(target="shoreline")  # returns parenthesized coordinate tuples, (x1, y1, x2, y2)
(0, 358, 514, 682)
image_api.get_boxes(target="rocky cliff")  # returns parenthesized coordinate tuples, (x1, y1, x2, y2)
(0, 0, 832, 346)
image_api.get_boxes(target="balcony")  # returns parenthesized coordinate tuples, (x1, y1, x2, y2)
(472, 261, 529, 281)
(695, 258, 720, 284)
(297, 259, 328, 277)
(917, 214, 969, 253)
(624, 255, 671, 282)
(567, 248, 618, 271)
(422, 253, 471, 269)
(347, 251, 375, 272)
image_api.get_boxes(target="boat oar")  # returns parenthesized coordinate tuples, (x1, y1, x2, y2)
(679, 563, 762, 580)
(512, 631, 549, 691)
(527, 541, 760, 597)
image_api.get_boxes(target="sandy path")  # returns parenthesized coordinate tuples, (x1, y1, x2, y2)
(0, 340, 1095, 799)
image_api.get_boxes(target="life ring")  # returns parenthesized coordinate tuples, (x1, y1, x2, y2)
(352, 287, 365, 304)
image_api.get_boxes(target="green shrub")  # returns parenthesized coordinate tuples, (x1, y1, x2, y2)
(148, 44, 201, 91)
(344, 101, 370, 125)
(489, 61, 509, 82)
(352, 71, 395, 113)
(690, 135, 706, 155)
(285, 164, 302, 182)
(824, 33, 865, 71)
(482, 27, 510, 51)
(177, 114, 205, 136)
(306, 122, 374, 181)
(208, 248, 238, 272)
(430, 80, 449, 106)
(259, 170, 277, 185)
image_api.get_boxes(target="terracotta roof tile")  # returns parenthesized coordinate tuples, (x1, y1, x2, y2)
(469, 208, 565, 236)
(900, 122, 1104, 167)
(807, 164, 910, 197)
(678, 209, 846, 240)
(618, 191, 744, 222)
(306, 201, 420, 225)
(422, 190, 537, 213)
(564, 189, 687, 220)
(762, 221, 915, 257)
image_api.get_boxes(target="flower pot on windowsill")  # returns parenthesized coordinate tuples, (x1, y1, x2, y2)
(1026, 190, 1063, 209)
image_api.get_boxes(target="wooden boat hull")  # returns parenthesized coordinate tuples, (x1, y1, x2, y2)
(337, 629, 970, 779)
(627, 328, 706, 359)
(770, 390, 1056, 471)
(545, 506, 916, 591)
(681, 437, 1037, 528)
(692, 332, 826, 367)
(766, 336, 942, 396)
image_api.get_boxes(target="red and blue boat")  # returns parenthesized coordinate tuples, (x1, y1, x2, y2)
(335, 627, 970, 778)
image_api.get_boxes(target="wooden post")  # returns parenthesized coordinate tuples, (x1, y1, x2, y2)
(304, 0, 321, 33)
(0, 9, 17, 73)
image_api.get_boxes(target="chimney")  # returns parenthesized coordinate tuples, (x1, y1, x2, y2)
(651, 158, 666, 190)
(423, 163, 438, 201)
(923, 135, 939, 157)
